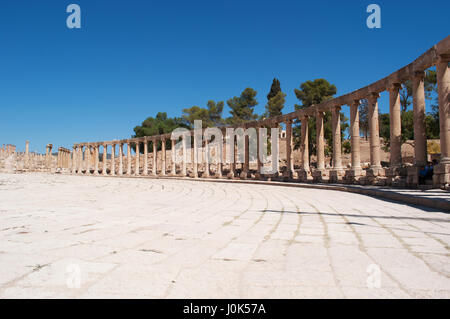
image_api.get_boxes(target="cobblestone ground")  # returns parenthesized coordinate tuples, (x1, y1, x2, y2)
(0, 173, 449, 298)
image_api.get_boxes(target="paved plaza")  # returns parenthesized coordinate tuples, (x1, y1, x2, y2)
(0, 173, 449, 298)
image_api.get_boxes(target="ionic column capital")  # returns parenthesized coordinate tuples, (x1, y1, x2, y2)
(332, 105, 341, 113)
(387, 82, 402, 92)
(367, 92, 380, 103)
(412, 70, 425, 80)
(437, 53, 450, 64)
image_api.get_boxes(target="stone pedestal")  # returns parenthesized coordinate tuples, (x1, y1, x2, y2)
(329, 168, 345, 183)
(433, 163, 450, 190)
(297, 169, 310, 182)
(344, 168, 363, 184)
(365, 167, 386, 185)
(387, 166, 407, 187)
(406, 166, 420, 187)
(312, 169, 327, 183)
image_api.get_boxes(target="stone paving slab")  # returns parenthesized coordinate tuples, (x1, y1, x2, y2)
(0, 173, 449, 298)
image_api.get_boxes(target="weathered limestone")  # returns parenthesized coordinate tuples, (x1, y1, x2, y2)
(204, 137, 210, 177)
(171, 139, 176, 176)
(298, 116, 310, 182)
(345, 100, 362, 183)
(127, 141, 132, 176)
(68, 36, 450, 190)
(102, 144, 107, 176)
(90, 145, 96, 175)
(367, 93, 383, 178)
(143, 139, 148, 176)
(329, 106, 344, 182)
(313, 111, 326, 182)
(111, 143, 116, 176)
(118, 143, 124, 175)
(283, 119, 293, 179)
(152, 139, 157, 176)
(240, 133, 250, 179)
(434, 54, 450, 189)
(135, 142, 140, 176)
(387, 83, 405, 186)
(161, 138, 166, 176)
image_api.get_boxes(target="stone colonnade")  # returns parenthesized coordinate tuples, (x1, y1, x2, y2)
(57, 147, 71, 170)
(0, 144, 16, 157)
(70, 36, 450, 189)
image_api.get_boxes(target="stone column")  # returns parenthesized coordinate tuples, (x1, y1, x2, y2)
(72, 147, 77, 174)
(152, 139, 157, 176)
(300, 116, 310, 174)
(388, 83, 402, 167)
(57, 149, 61, 169)
(143, 139, 148, 176)
(284, 119, 293, 178)
(217, 134, 223, 178)
(161, 138, 166, 176)
(229, 135, 237, 178)
(330, 106, 344, 182)
(367, 92, 382, 172)
(412, 72, 427, 167)
(127, 141, 132, 176)
(241, 132, 250, 179)
(77, 146, 83, 174)
(193, 133, 199, 178)
(25, 140, 29, 168)
(182, 136, 187, 177)
(111, 144, 116, 176)
(46, 144, 53, 170)
(204, 137, 210, 177)
(102, 144, 107, 176)
(135, 141, 140, 176)
(171, 139, 176, 176)
(434, 54, 450, 189)
(118, 143, 124, 175)
(345, 100, 362, 183)
(316, 111, 325, 170)
(94, 145, 99, 175)
(85, 145, 91, 175)
(255, 126, 263, 179)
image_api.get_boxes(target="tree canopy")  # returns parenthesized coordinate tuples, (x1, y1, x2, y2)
(226, 88, 258, 125)
(294, 79, 337, 109)
(263, 78, 285, 119)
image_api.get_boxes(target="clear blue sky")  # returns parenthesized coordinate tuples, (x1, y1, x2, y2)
(0, 0, 449, 153)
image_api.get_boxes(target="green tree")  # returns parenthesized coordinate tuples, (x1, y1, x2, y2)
(226, 88, 258, 125)
(133, 112, 187, 151)
(294, 79, 337, 109)
(206, 100, 224, 126)
(262, 78, 285, 118)
(359, 99, 369, 140)
(293, 79, 347, 162)
(182, 105, 212, 128)
(399, 69, 437, 112)
(181, 100, 225, 128)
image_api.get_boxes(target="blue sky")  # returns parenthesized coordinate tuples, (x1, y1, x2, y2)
(0, 0, 449, 153)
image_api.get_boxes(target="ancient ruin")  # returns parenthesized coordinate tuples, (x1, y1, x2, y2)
(2, 36, 449, 190)
(66, 36, 449, 190)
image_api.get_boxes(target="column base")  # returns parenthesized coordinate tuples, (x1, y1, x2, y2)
(282, 170, 293, 180)
(363, 166, 386, 186)
(239, 170, 250, 179)
(329, 168, 345, 183)
(367, 166, 385, 177)
(343, 168, 363, 184)
(433, 163, 450, 190)
(387, 166, 407, 187)
(312, 169, 328, 183)
(297, 169, 310, 182)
